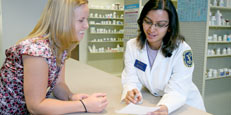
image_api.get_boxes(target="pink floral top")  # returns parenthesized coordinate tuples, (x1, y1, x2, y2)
(0, 36, 67, 114)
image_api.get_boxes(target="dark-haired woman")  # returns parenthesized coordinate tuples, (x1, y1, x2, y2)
(121, 0, 205, 114)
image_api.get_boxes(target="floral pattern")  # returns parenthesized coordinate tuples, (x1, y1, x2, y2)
(0, 36, 67, 114)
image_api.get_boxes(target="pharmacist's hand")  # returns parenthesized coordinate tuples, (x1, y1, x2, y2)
(70, 93, 89, 101)
(124, 89, 142, 104)
(83, 93, 108, 113)
(147, 105, 168, 115)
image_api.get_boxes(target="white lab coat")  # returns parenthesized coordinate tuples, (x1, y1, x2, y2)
(121, 38, 206, 113)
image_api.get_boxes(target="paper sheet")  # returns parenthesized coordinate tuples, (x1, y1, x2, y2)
(115, 103, 159, 114)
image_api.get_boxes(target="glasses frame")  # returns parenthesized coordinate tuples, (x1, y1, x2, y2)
(143, 18, 169, 29)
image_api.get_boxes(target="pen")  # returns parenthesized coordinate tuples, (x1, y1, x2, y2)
(134, 94, 142, 104)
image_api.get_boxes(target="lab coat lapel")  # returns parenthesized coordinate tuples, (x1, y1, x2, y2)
(137, 42, 153, 90)
(151, 49, 165, 73)
(149, 48, 165, 91)
(137, 45, 150, 72)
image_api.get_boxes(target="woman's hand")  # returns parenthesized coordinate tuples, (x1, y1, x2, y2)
(147, 105, 168, 115)
(124, 89, 142, 104)
(70, 93, 89, 101)
(82, 93, 108, 113)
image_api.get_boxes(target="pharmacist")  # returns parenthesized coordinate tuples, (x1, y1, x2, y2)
(121, 0, 206, 114)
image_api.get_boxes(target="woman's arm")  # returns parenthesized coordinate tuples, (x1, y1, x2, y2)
(23, 55, 86, 114)
(157, 44, 194, 113)
(53, 64, 73, 100)
(121, 39, 143, 101)
(53, 63, 89, 101)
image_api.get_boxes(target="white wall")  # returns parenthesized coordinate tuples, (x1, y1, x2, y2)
(0, 0, 124, 65)
(0, 0, 3, 66)
(0, 0, 47, 65)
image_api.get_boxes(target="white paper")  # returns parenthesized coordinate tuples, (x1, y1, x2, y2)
(115, 103, 160, 115)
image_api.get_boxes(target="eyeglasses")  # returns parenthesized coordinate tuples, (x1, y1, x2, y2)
(143, 18, 169, 29)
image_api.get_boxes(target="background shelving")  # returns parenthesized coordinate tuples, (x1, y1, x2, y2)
(207, 55, 231, 58)
(86, 8, 124, 76)
(206, 1, 231, 114)
(179, 0, 231, 114)
(206, 76, 231, 80)
(208, 41, 231, 43)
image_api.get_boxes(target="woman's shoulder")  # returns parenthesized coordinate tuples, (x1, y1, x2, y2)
(178, 41, 192, 50)
(171, 39, 191, 51)
(19, 36, 49, 47)
(126, 38, 138, 48)
(127, 37, 136, 43)
(16, 36, 53, 58)
(172, 40, 192, 57)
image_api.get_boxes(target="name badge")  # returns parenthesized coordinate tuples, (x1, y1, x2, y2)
(134, 59, 147, 72)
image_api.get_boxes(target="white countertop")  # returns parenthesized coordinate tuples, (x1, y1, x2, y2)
(65, 59, 211, 115)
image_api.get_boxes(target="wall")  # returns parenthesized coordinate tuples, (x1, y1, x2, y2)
(0, 0, 47, 66)
(0, 0, 3, 66)
(0, 0, 124, 68)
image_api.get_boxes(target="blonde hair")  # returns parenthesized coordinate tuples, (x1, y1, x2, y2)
(22, 0, 88, 66)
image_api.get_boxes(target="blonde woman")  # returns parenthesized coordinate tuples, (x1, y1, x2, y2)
(0, 0, 108, 114)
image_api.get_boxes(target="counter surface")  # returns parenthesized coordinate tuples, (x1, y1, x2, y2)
(65, 59, 211, 115)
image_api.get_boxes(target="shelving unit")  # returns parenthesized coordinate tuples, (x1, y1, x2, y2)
(205, 2, 231, 115)
(178, 0, 231, 114)
(207, 54, 231, 58)
(210, 5, 231, 10)
(89, 51, 124, 54)
(207, 3, 231, 78)
(208, 41, 231, 43)
(206, 75, 231, 80)
(87, 8, 124, 76)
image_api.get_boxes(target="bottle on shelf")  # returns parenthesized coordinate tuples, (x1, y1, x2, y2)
(213, 0, 218, 6)
(219, 0, 225, 7)
(215, 10, 222, 26)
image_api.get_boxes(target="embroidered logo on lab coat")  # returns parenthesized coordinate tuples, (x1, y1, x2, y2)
(183, 50, 193, 67)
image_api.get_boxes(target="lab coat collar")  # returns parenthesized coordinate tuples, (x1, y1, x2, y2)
(142, 41, 165, 70)
(138, 40, 165, 92)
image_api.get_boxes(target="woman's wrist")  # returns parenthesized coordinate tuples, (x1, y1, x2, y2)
(79, 99, 88, 113)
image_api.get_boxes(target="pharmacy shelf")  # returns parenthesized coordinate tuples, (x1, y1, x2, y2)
(179, 1, 231, 114)
(89, 24, 124, 26)
(209, 25, 231, 28)
(206, 76, 231, 80)
(89, 51, 123, 54)
(89, 17, 124, 20)
(87, 8, 124, 76)
(207, 55, 231, 58)
(89, 41, 123, 43)
(208, 41, 231, 44)
(89, 8, 124, 12)
(210, 6, 231, 10)
(89, 33, 124, 35)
